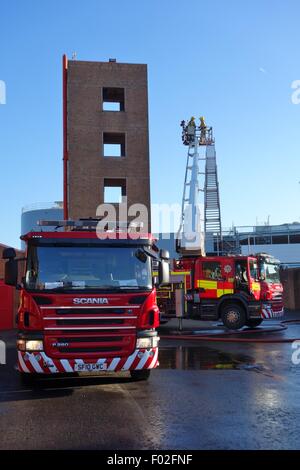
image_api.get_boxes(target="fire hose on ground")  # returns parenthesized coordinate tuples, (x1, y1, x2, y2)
(159, 319, 300, 344)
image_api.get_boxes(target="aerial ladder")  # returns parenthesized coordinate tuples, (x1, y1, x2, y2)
(176, 116, 222, 256)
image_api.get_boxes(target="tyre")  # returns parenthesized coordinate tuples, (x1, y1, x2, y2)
(221, 303, 246, 330)
(130, 369, 151, 381)
(246, 318, 263, 328)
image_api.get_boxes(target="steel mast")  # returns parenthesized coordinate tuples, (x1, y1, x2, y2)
(176, 117, 221, 256)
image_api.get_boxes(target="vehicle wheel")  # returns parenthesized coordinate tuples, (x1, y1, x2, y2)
(246, 319, 263, 328)
(221, 303, 246, 330)
(130, 369, 151, 381)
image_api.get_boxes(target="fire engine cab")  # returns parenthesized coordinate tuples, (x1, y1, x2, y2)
(158, 252, 284, 329)
(3, 220, 170, 383)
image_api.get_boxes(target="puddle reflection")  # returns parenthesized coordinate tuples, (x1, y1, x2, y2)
(158, 345, 257, 370)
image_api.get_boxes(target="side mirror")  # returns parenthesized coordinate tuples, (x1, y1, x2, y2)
(160, 249, 170, 261)
(2, 247, 16, 260)
(157, 249, 170, 286)
(158, 259, 170, 286)
(4, 259, 18, 286)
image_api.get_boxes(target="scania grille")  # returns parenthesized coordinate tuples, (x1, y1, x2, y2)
(271, 295, 283, 306)
(58, 346, 120, 353)
(56, 319, 125, 326)
(41, 305, 139, 357)
(43, 318, 137, 330)
(44, 332, 136, 358)
(41, 306, 139, 331)
(58, 336, 123, 343)
(266, 295, 283, 313)
(53, 308, 127, 315)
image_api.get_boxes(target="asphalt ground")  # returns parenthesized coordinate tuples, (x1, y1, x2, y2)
(0, 312, 299, 450)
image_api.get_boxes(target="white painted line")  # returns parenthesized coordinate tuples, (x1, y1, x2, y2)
(28, 354, 44, 373)
(148, 349, 159, 369)
(18, 351, 30, 373)
(135, 350, 151, 370)
(108, 357, 121, 371)
(122, 350, 138, 370)
(60, 359, 74, 372)
(40, 352, 59, 373)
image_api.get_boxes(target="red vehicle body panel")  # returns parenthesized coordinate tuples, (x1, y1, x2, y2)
(17, 230, 160, 375)
(158, 254, 284, 321)
(0, 281, 14, 330)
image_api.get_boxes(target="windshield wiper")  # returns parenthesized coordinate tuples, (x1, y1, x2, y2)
(119, 286, 139, 289)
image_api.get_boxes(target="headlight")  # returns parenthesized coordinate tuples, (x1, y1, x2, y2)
(136, 336, 160, 349)
(17, 340, 43, 351)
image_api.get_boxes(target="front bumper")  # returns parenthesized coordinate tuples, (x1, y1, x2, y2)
(248, 301, 284, 320)
(260, 304, 285, 319)
(18, 347, 159, 374)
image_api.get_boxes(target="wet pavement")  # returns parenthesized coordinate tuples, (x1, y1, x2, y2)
(0, 315, 300, 450)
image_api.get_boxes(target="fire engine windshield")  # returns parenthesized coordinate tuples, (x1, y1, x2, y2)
(25, 245, 152, 291)
(259, 261, 280, 284)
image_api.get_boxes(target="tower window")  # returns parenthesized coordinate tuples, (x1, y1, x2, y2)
(103, 132, 125, 157)
(102, 87, 125, 111)
(104, 178, 126, 203)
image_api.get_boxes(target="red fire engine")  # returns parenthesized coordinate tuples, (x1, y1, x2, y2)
(3, 220, 170, 383)
(157, 118, 284, 329)
(158, 252, 284, 329)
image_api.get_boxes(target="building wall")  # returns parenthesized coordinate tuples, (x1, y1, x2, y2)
(21, 207, 63, 236)
(21, 206, 63, 248)
(241, 244, 300, 264)
(67, 59, 151, 228)
(281, 268, 300, 310)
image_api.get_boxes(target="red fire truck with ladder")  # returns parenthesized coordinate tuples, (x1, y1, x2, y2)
(3, 220, 170, 383)
(157, 118, 284, 329)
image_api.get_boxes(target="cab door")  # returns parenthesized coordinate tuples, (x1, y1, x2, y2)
(247, 257, 261, 300)
(219, 259, 235, 296)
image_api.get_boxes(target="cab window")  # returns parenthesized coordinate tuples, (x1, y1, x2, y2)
(235, 260, 248, 283)
(249, 260, 258, 280)
(202, 261, 222, 280)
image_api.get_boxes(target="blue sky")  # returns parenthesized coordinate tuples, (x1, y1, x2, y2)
(0, 0, 299, 248)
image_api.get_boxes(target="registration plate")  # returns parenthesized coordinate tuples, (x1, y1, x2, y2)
(74, 362, 107, 372)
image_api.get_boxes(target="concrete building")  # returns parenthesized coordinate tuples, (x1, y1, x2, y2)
(222, 223, 300, 266)
(65, 57, 151, 228)
(158, 222, 300, 266)
(21, 201, 63, 234)
(21, 202, 63, 248)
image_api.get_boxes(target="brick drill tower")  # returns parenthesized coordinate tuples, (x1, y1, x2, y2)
(63, 56, 151, 228)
